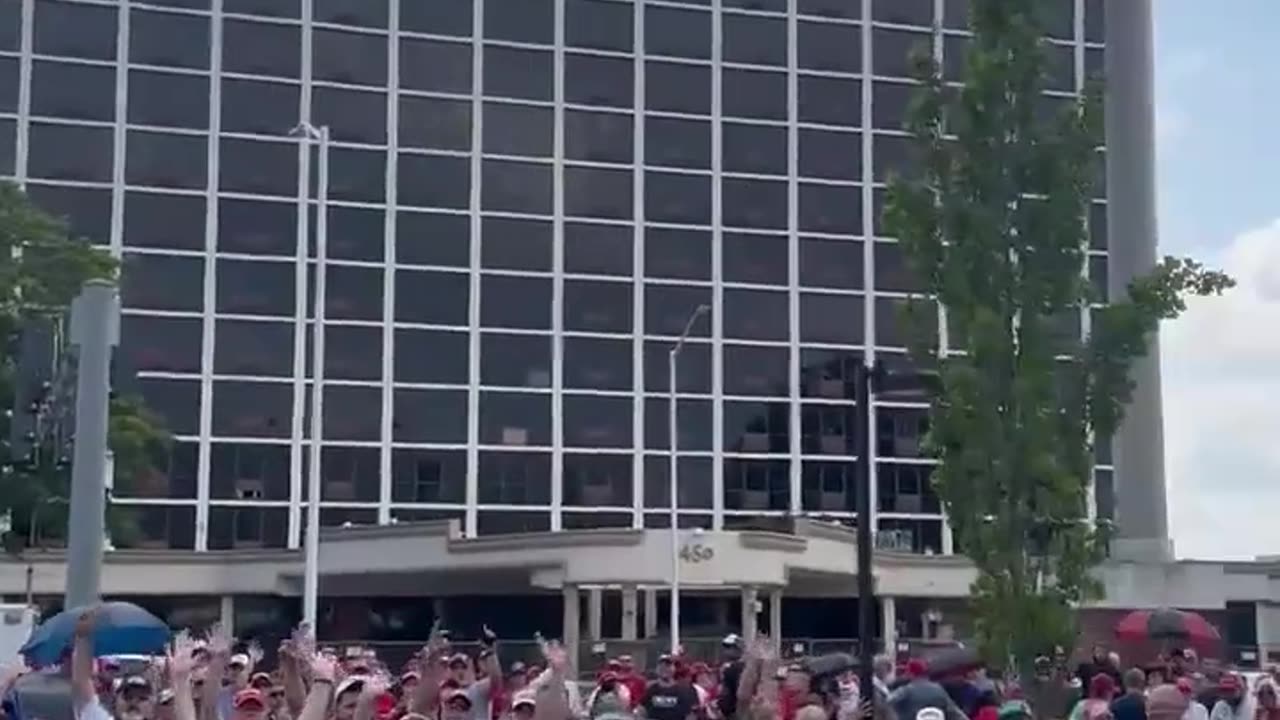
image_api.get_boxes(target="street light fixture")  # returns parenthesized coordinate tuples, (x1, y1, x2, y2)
(290, 122, 330, 631)
(669, 303, 710, 654)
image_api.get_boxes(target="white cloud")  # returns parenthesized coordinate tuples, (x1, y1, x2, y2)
(1163, 220, 1280, 560)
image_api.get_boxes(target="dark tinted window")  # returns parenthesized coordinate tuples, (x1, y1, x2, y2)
(315, 0, 387, 28)
(799, 76, 861, 126)
(393, 389, 467, 443)
(725, 344, 789, 397)
(483, 102, 553, 157)
(724, 288, 788, 341)
(563, 395, 631, 449)
(27, 123, 113, 183)
(646, 5, 710, 59)
(872, 0, 932, 26)
(563, 454, 633, 508)
(400, 38, 472, 94)
(221, 77, 299, 135)
(313, 86, 387, 145)
(0, 58, 15, 114)
(323, 325, 383, 381)
(396, 210, 469, 267)
(321, 386, 382, 442)
(723, 69, 787, 120)
(800, 128, 862, 181)
(799, 183, 861, 234)
(325, 265, 383, 321)
(224, 19, 301, 78)
(25, 185, 112, 244)
(567, 0, 633, 52)
(395, 269, 470, 325)
(485, 0, 553, 44)
(723, 123, 787, 175)
(326, 206, 384, 263)
(481, 159, 552, 214)
(645, 172, 710, 225)
(800, 293, 863, 344)
(395, 328, 469, 384)
(131, 9, 209, 69)
(400, 96, 471, 151)
(645, 116, 710, 169)
(643, 342, 711, 396)
(646, 62, 710, 115)
(220, 138, 298, 197)
(565, 222, 633, 276)
(214, 320, 294, 377)
(313, 29, 388, 86)
(218, 198, 295, 256)
(564, 337, 633, 391)
(723, 13, 787, 66)
(326, 147, 387, 203)
(481, 275, 552, 329)
(211, 381, 293, 438)
(217, 259, 294, 316)
(481, 333, 551, 388)
(123, 192, 206, 251)
(872, 27, 928, 78)
(477, 453, 552, 506)
(0, 0, 18, 52)
(565, 54, 634, 109)
(0, 119, 14, 176)
(121, 254, 205, 312)
(800, 238, 863, 290)
(401, 0, 472, 37)
(137, 378, 201, 435)
(564, 280, 632, 333)
(645, 228, 710, 281)
(481, 216, 552, 272)
(479, 393, 552, 447)
(723, 232, 787, 286)
(126, 131, 208, 190)
(565, 110, 633, 164)
(121, 315, 203, 374)
(31, 61, 115, 122)
(564, 166, 633, 220)
(723, 178, 788, 230)
(398, 154, 470, 209)
(130, 71, 209, 129)
(644, 284, 712, 337)
(484, 46, 553, 101)
(34, 0, 117, 61)
(872, 81, 913, 130)
(225, 0, 301, 18)
(798, 21, 861, 73)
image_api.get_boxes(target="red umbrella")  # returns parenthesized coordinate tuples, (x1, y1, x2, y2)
(1115, 608, 1221, 645)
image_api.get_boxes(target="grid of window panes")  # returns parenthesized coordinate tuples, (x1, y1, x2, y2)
(0, 0, 1112, 552)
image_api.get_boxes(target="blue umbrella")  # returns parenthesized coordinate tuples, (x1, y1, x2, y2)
(20, 602, 170, 667)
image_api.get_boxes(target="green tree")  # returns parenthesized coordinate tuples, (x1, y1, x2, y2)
(882, 0, 1233, 672)
(0, 180, 170, 551)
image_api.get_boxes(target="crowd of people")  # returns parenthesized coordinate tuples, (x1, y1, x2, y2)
(0, 612, 1274, 720)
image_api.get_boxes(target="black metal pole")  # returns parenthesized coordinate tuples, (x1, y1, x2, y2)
(855, 361, 876, 705)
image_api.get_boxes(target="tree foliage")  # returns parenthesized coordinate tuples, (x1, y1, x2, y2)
(0, 180, 170, 551)
(881, 0, 1233, 671)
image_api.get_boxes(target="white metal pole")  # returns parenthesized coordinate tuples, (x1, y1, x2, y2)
(668, 304, 708, 655)
(668, 347, 680, 654)
(302, 125, 330, 629)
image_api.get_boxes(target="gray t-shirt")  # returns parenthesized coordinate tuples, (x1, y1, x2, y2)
(887, 680, 968, 720)
(466, 677, 492, 720)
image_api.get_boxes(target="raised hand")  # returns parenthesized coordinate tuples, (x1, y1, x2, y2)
(74, 608, 98, 639)
(311, 652, 338, 684)
(205, 623, 232, 658)
(424, 619, 447, 660)
(361, 673, 391, 697)
(480, 625, 498, 648)
(169, 631, 200, 682)
(247, 640, 264, 668)
(541, 639, 567, 673)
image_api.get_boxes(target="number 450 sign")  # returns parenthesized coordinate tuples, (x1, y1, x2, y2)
(680, 543, 715, 563)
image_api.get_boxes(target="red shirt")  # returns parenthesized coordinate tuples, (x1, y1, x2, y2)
(622, 673, 648, 709)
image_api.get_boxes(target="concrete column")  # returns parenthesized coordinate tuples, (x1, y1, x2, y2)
(621, 585, 639, 641)
(562, 585, 581, 674)
(881, 595, 897, 661)
(644, 588, 659, 638)
(768, 588, 783, 653)
(740, 586, 759, 643)
(219, 595, 235, 636)
(1104, 0, 1171, 562)
(587, 587, 604, 641)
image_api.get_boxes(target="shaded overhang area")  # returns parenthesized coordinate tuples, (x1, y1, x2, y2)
(4, 519, 1280, 609)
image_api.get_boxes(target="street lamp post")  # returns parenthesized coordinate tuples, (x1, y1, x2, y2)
(668, 304, 710, 654)
(290, 122, 330, 630)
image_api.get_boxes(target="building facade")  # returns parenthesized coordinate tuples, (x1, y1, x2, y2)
(5, 0, 1256, 658)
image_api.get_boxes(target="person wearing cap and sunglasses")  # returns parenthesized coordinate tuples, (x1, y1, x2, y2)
(638, 654, 700, 720)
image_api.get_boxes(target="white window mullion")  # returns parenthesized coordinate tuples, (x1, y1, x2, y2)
(464, 0, 485, 536)
(379, 0, 401, 526)
(709, 0, 725, 530)
(786, 0, 801, 517)
(14, 0, 33, 185)
(550, 0, 566, 531)
(630, 0, 646, 529)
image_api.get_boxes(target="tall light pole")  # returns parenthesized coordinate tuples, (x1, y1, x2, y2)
(290, 122, 330, 630)
(669, 303, 709, 654)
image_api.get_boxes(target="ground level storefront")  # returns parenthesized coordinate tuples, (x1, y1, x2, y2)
(3, 518, 1278, 667)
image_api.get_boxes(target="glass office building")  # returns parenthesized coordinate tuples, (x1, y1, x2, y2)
(0, 0, 1111, 554)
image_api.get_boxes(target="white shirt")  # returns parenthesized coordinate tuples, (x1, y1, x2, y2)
(77, 698, 115, 720)
(1184, 702, 1210, 720)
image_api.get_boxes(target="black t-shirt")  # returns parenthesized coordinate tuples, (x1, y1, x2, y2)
(643, 681, 700, 720)
(1111, 692, 1148, 720)
(718, 661, 744, 719)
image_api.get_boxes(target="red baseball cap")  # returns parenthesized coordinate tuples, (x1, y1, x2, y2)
(905, 658, 928, 679)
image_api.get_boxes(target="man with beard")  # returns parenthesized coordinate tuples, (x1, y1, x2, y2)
(639, 655, 699, 720)
(73, 610, 156, 720)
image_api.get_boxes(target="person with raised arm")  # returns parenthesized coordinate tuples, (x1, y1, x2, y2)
(297, 651, 339, 720)
(170, 632, 202, 720)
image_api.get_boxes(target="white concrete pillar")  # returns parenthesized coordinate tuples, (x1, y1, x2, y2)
(588, 587, 604, 641)
(881, 595, 897, 661)
(644, 588, 659, 638)
(562, 585, 581, 674)
(768, 587, 783, 653)
(219, 595, 235, 636)
(741, 586, 759, 643)
(621, 585, 639, 641)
